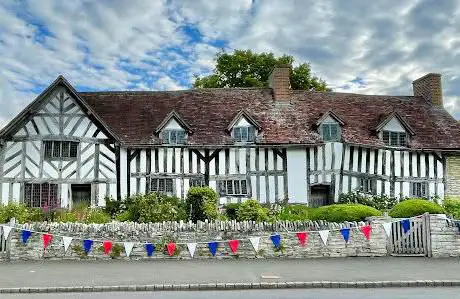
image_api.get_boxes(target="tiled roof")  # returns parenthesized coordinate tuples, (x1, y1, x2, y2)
(79, 88, 460, 149)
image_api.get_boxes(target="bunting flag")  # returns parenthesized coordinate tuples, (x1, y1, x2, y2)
(270, 234, 281, 248)
(208, 242, 218, 256)
(42, 233, 53, 249)
(296, 232, 308, 247)
(318, 230, 329, 245)
(83, 239, 93, 254)
(145, 243, 155, 257)
(401, 219, 411, 234)
(63, 237, 73, 252)
(187, 243, 197, 258)
(167, 242, 176, 256)
(124, 242, 135, 257)
(340, 228, 350, 243)
(249, 237, 260, 252)
(21, 230, 32, 244)
(2, 226, 12, 240)
(360, 225, 372, 240)
(382, 222, 392, 237)
(103, 241, 113, 255)
(228, 240, 239, 254)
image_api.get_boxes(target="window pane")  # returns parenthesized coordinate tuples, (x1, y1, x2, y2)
(383, 131, 390, 145)
(176, 131, 185, 144)
(330, 124, 338, 141)
(241, 180, 247, 195)
(70, 142, 78, 157)
(62, 142, 70, 158)
(44, 141, 53, 158)
(248, 127, 255, 142)
(165, 179, 173, 193)
(24, 184, 32, 207)
(158, 179, 165, 192)
(322, 124, 331, 141)
(52, 141, 61, 157)
(234, 128, 242, 142)
(390, 132, 398, 146)
(234, 180, 241, 195)
(226, 180, 233, 195)
(151, 178, 158, 192)
(399, 133, 407, 147)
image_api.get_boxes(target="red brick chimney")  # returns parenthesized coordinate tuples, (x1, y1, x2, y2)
(269, 65, 291, 102)
(412, 73, 443, 105)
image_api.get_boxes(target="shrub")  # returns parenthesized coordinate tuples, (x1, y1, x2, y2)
(277, 205, 312, 221)
(310, 204, 382, 222)
(338, 191, 397, 211)
(55, 211, 78, 223)
(135, 193, 186, 223)
(84, 209, 111, 224)
(185, 187, 219, 222)
(236, 199, 269, 222)
(0, 203, 31, 223)
(104, 196, 122, 218)
(443, 197, 460, 219)
(389, 199, 445, 218)
(224, 203, 240, 220)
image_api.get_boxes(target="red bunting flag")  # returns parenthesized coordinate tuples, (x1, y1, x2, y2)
(167, 242, 176, 256)
(42, 233, 53, 249)
(228, 240, 239, 254)
(360, 225, 372, 240)
(103, 241, 113, 255)
(296, 232, 308, 247)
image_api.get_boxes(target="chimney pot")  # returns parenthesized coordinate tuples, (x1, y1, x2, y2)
(412, 73, 443, 105)
(269, 65, 291, 102)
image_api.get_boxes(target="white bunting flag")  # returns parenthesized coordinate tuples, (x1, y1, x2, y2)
(382, 222, 392, 237)
(2, 226, 12, 240)
(62, 236, 73, 253)
(249, 237, 260, 252)
(187, 243, 197, 258)
(124, 242, 135, 257)
(318, 230, 329, 245)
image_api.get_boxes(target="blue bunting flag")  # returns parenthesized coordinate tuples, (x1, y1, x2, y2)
(340, 228, 350, 243)
(21, 230, 32, 244)
(145, 243, 155, 257)
(83, 239, 93, 254)
(270, 234, 281, 248)
(208, 242, 218, 256)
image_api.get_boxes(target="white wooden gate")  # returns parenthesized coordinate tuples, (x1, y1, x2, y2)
(389, 214, 431, 256)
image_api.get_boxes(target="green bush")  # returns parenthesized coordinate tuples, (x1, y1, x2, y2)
(115, 210, 132, 222)
(443, 197, 460, 219)
(104, 196, 123, 218)
(236, 199, 269, 222)
(135, 193, 186, 223)
(389, 199, 445, 218)
(338, 191, 397, 211)
(185, 187, 219, 222)
(0, 203, 31, 223)
(277, 205, 312, 221)
(310, 204, 382, 222)
(84, 209, 111, 224)
(224, 203, 241, 220)
(55, 211, 78, 223)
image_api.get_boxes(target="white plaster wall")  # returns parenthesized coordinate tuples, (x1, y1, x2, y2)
(287, 149, 307, 203)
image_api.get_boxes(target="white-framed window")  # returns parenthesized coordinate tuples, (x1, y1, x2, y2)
(219, 179, 248, 196)
(359, 178, 377, 195)
(233, 126, 255, 143)
(150, 178, 174, 195)
(190, 178, 206, 187)
(321, 123, 340, 142)
(24, 183, 59, 208)
(161, 129, 186, 144)
(410, 182, 428, 198)
(383, 131, 407, 147)
(44, 141, 78, 159)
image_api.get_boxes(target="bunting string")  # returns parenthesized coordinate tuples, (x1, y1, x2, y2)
(1, 214, 428, 256)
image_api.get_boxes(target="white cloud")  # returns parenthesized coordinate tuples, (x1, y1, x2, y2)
(0, 0, 459, 130)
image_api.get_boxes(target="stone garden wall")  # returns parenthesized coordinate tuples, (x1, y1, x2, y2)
(0, 218, 387, 261)
(429, 214, 460, 257)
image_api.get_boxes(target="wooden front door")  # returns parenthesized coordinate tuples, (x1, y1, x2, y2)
(309, 185, 331, 207)
(71, 184, 91, 207)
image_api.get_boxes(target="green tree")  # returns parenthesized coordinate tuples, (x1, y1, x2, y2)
(194, 50, 330, 91)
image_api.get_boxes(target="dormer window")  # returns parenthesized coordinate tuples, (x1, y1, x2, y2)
(316, 110, 344, 143)
(376, 112, 414, 148)
(383, 131, 407, 147)
(234, 126, 256, 143)
(155, 111, 192, 145)
(227, 110, 261, 144)
(162, 129, 185, 144)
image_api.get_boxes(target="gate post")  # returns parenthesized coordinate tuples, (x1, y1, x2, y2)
(423, 212, 432, 257)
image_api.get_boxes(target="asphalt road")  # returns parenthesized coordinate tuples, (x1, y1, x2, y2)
(2, 289, 460, 299)
(1, 257, 460, 288)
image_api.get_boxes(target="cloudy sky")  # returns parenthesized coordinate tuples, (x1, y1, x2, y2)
(1, 0, 459, 127)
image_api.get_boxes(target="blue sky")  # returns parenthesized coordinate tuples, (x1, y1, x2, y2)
(0, 0, 459, 127)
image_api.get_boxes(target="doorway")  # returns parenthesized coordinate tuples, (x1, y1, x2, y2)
(309, 184, 332, 207)
(71, 184, 91, 208)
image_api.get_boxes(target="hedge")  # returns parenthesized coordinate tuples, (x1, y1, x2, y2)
(309, 204, 382, 222)
(389, 199, 445, 218)
(443, 197, 460, 219)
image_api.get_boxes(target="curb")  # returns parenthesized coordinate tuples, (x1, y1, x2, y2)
(1, 280, 460, 293)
